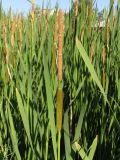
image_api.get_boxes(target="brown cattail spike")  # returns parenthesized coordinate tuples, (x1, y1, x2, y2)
(76, 0, 78, 17)
(58, 10, 64, 81)
(102, 46, 106, 65)
(31, 0, 35, 32)
(31, 0, 35, 21)
(52, 11, 59, 73)
(54, 11, 59, 47)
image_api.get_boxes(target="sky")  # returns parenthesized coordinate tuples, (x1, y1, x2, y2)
(1, 0, 118, 14)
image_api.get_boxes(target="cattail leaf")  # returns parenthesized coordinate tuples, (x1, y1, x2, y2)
(73, 104, 86, 142)
(63, 110, 73, 160)
(88, 135, 98, 160)
(16, 88, 34, 153)
(118, 80, 120, 100)
(42, 50, 57, 160)
(74, 142, 89, 160)
(0, 132, 2, 145)
(72, 77, 85, 102)
(7, 104, 21, 160)
(76, 37, 108, 103)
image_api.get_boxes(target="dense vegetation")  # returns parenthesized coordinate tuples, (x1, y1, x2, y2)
(0, 0, 120, 159)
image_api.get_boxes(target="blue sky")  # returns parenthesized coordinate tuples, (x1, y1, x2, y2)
(1, 0, 118, 14)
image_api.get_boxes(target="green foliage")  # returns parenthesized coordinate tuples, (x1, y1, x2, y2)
(0, 0, 120, 159)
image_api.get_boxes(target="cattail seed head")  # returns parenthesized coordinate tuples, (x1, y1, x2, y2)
(58, 10, 64, 81)
(102, 45, 106, 65)
(88, 0, 92, 37)
(52, 11, 59, 73)
(54, 11, 59, 47)
(76, 0, 78, 17)
(31, 0, 35, 21)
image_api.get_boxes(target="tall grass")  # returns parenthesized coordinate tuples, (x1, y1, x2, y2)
(0, 0, 120, 159)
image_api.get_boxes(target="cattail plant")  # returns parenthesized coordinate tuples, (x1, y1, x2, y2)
(56, 9, 64, 160)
